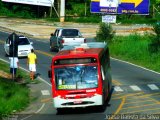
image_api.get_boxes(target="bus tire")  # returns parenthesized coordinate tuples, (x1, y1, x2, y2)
(107, 83, 112, 102)
(56, 108, 64, 114)
(97, 104, 106, 112)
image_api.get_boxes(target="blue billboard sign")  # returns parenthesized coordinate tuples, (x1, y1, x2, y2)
(90, 0, 150, 15)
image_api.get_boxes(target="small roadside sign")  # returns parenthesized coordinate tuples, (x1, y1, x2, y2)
(102, 15, 116, 23)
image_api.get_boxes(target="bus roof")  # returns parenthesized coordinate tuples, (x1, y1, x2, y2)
(54, 42, 108, 59)
(62, 42, 107, 50)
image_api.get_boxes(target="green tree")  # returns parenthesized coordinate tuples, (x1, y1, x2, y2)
(156, 0, 160, 4)
(95, 22, 115, 43)
(148, 22, 160, 53)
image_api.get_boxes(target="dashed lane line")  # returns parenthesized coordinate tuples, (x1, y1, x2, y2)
(114, 86, 124, 92)
(41, 90, 50, 96)
(35, 50, 54, 57)
(130, 85, 141, 91)
(113, 83, 160, 93)
(147, 84, 159, 90)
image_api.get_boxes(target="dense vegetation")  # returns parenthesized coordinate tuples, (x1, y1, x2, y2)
(0, 0, 159, 23)
(96, 22, 160, 72)
(109, 34, 160, 72)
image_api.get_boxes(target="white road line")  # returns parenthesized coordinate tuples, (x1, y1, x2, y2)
(147, 84, 159, 90)
(130, 85, 141, 91)
(41, 90, 50, 95)
(111, 57, 160, 75)
(20, 115, 33, 120)
(35, 103, 46, 114)
(114, 86, 124, 92)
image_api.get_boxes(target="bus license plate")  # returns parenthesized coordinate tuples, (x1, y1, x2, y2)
(73, 101, 82, 104)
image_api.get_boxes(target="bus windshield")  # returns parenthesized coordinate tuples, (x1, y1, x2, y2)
(54, 65, 98, 90)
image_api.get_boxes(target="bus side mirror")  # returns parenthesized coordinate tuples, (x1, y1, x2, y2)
(48, 70, 52, 78)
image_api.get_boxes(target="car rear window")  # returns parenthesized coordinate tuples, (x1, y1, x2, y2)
(62, 29, 79, 36)
(18, 38, 30, 45)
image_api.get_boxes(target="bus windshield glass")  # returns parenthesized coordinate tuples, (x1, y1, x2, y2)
(54, 65, 98, 90)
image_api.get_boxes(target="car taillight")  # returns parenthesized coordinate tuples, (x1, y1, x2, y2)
(61, 39, 64, 43)
(84, 39, 86, 43)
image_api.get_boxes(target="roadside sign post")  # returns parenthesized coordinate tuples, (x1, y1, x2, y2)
(8, 32, 18, 81)
(102, 15, 116, 23)
(12, 33, 15, 81)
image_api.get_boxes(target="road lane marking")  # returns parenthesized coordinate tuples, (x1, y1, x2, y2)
(114, 86, 123, 92)
(122, 103, 159, 110)
(109, 97, 126, 120)
(112, 93, 127, 96)
(35, 103, 46, 114)
(147, 84, 159, 90)
(112, 79, 122, 85)
(111, 57, 160, 75)
(41, 98, 52, 103)
(41, 90, 50, 95)
(35, 50, 54, 57)
(130, 85, 141, 91)
(124, 99, 154, 105)
(130, 92, 160, 99)
(124, 92, 160, 106)
(112, 92, 144, 100)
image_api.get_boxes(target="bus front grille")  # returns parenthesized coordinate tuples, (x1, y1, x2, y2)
(61, 101, 94, 106)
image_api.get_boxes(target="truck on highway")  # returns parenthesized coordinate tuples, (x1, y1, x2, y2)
(49, 28, 86, 52)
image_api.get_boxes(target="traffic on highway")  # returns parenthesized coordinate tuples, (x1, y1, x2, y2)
(0, 30, 160, 120)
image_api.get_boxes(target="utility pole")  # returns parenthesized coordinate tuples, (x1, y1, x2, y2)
(85, 0, 87, 16)
(60, 0, 65, 22)
(50, 2, 53, 17)
(153, 4, 155, 18)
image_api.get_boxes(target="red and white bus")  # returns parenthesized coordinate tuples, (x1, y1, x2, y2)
(48, 42, 112, 111)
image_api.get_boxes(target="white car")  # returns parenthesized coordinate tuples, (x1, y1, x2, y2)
(4, 35, 34, 57)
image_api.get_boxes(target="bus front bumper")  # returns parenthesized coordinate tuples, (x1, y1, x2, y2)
(53, 94, 103, 108)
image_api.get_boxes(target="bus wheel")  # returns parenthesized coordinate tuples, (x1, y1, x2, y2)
(107, 84, 112, 102)
(56, 108, 64, 114)
(97, 104, 106, 112)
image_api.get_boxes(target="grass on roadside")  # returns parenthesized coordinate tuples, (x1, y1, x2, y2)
(109, 33, 160, 72)
(0, 77, 29, 117)
(0, 60, 34, 118)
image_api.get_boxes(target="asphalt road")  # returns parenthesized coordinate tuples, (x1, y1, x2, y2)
(0, 31, 160, 120)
